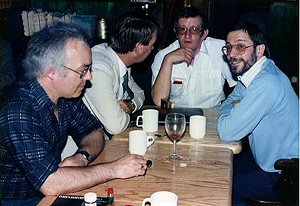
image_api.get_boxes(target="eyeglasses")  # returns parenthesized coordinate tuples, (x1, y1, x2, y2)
(222, 44, 253, 56)
(62, 64, 92, 79)
(176, 26, 203, 35)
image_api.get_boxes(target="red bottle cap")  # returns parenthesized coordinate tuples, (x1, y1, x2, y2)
(107, 187, 114, 194)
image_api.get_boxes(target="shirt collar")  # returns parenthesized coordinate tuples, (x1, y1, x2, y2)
(30, 79, 57, 111)
(238, 56, 266, 87)
(199, 39, 209, 55)
(115, 53, 129, 78)
(175, 39, 209, 56)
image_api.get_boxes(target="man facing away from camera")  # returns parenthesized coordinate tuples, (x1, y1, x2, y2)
(83, 12, 158, 137)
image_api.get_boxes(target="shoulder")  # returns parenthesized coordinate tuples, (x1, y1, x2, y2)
(202, 37, 227, 61)
(1, 82, 37, 121)
(92, 43, 112, 59)
(92, 43, 117, 71)
(259, 59, 287, 83)
(204, 37, 226, 48)
(251, 60, 287, 93)
(3, 81, 33, 105)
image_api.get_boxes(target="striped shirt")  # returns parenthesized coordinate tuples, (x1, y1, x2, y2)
(0, 79, 101, 199)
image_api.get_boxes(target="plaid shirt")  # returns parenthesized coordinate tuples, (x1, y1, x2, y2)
(0, 79, 102, 199)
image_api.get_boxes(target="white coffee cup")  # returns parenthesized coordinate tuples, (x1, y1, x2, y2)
(136, 109, 159, 135)
(142, 191, 178, 206)
(189, 115, 206, 139)
(129, 130, 155, 155)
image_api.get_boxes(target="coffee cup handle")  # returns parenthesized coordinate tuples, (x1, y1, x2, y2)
(136, 115, 143, 127)
(146, 136, 155, 147)
(142, 197, 151, 206)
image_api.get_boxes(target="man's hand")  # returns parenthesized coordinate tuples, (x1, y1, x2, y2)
(164, 47, 194, 66)
(111, 154, 147, 178)
(152, 47, 194, 106)
(119, 99, 135, 114)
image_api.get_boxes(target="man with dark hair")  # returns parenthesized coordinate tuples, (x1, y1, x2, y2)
(0, 22, 147, 206)
(83, 12, 158, 136)
(217, 22, 298, 205)
(151, 6, 236, 108)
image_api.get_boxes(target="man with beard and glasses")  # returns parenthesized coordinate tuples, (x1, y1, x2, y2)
(217, 22, 299, 206)
(151, 6, 236, 108)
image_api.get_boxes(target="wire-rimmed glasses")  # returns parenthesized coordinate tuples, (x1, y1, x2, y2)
(62, 64, 92, 79)
(222, 44, 253, 56)
(176, 26, 203, 36)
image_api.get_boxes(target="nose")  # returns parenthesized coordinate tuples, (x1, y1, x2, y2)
(184, 30, 192, 38)
(84, 69, 92, 80)
(228, 48, 238, 58)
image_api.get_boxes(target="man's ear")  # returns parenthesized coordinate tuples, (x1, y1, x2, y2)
(201, 29, 209, 40)
(46, 67, 57, 80)
(256, 44, 265, 58)
(133, 43, 142, 55)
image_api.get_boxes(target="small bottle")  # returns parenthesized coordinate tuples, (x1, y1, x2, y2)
(97, 18, 107, 40)
(84, 192, 97, 206)
(107, 187, 115, 206)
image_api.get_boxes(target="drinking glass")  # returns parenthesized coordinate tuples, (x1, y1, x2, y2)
(165, 113, 186, 160)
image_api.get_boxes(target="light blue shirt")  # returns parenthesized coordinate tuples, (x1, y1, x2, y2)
(217, 58, 299, 172)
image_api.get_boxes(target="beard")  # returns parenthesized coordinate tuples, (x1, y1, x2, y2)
(228, 52, 257, 76)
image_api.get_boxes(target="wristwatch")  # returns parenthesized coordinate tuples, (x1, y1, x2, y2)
(75, 150, 91, 162)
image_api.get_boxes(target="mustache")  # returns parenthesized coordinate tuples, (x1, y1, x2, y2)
(228, 57, 240, 65)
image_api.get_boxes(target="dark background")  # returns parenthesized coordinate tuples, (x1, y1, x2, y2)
(0, 0, 298, 104)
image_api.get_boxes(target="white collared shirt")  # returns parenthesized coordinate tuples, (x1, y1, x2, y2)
(83, 43, 145, 135)
(116, 53, 130, 99)
(152, 38, 236, 108)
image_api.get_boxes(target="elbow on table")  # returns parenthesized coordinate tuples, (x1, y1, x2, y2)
(40, 183, 60, 196)
(151, 92, 161, 107)
(105, 121, 129, 135)
(217, 124, 234, 142)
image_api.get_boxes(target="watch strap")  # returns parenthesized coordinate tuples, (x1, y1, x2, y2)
(75, 150, 90, 162)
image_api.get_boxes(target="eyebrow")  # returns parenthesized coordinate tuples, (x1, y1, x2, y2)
(178, 25, 201, 27)
(226, 39, 250, 44)
(80, 63, 92, 68)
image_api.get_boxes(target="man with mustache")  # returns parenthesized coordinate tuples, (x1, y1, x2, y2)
(0, 22, 147, 206)
(151, 6, 236, 108)
(217, 22, 299, 205)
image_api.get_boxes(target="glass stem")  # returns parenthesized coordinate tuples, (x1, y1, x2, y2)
(173, 140, 176, 154)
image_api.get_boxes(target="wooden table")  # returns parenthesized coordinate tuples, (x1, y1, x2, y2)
(38, 140, 233, 206)
(117, 108, 242, 154)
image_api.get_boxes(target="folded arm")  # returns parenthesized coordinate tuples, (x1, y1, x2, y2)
(217, 80, 277, 141)
(151, 48, 193, 106)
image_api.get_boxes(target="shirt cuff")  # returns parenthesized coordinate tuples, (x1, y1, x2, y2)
(131, 99, 137, 113)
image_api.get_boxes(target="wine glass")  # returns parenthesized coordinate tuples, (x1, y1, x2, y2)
(165, 113, 186, 160)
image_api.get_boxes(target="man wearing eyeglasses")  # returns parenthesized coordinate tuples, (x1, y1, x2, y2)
(0, 22, 148, 206)
(83, 12, 158, 137)
(151, 6, 236, 108)
(217, 22, 298, 205)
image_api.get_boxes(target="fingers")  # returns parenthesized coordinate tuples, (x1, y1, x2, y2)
(130, 154, 147, 177)
(167, 48, 193, 65)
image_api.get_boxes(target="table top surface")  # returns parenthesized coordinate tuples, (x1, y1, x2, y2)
(38, 140, 233, 206)
(117, 108, 242, 154)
